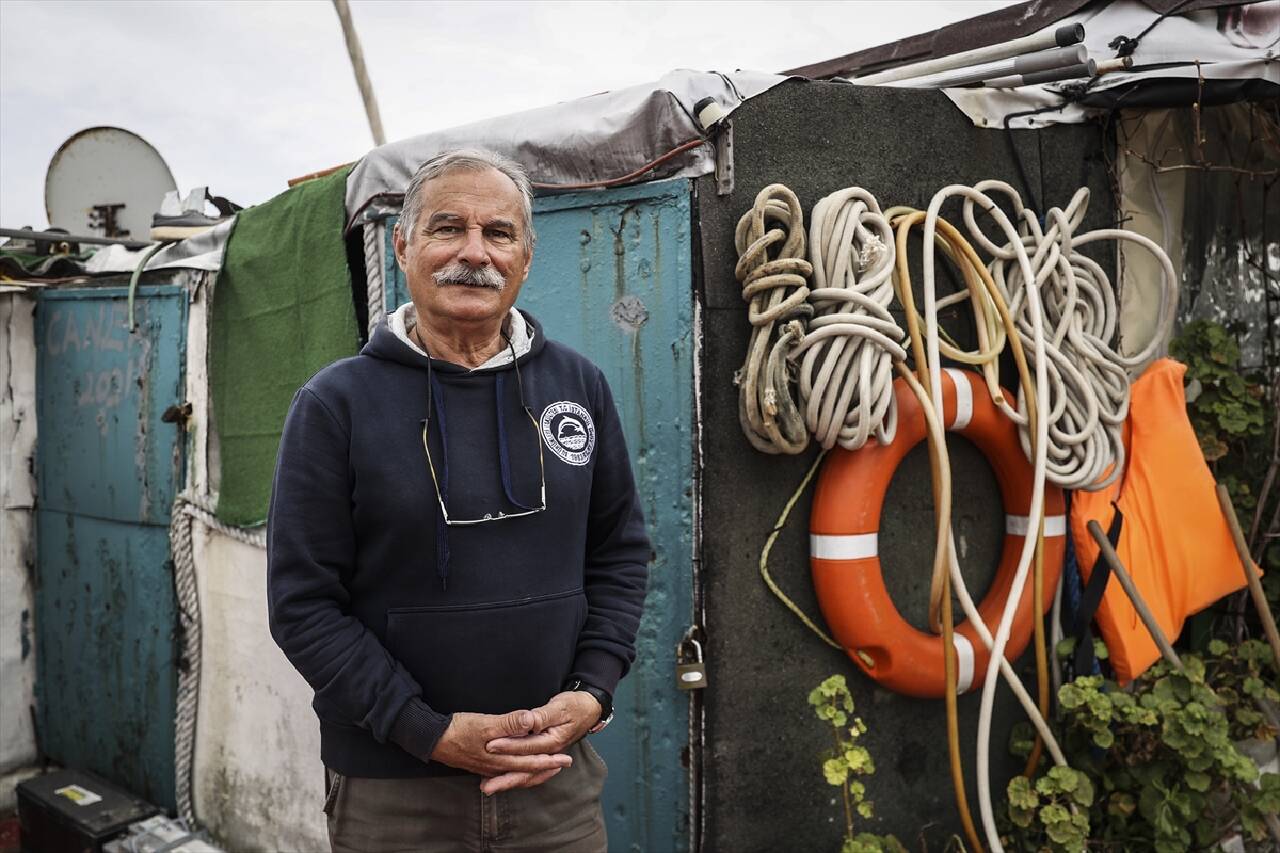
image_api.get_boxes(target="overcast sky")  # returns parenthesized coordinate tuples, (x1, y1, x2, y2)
(0, 0, 1015, 231)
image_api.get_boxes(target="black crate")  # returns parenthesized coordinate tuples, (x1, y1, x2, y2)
(16, 770, 158, 853)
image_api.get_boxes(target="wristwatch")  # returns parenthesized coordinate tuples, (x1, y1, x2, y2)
(565, 679, 613, 734)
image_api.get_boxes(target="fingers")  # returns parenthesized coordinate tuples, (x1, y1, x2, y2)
(481, 766, 563, 796)
(482, 751, 572, 777)
(486, 725, 573, 756)
(497, 709, 536, 737)
(494, 708, 550, 738)
(527, 692, 580, 726)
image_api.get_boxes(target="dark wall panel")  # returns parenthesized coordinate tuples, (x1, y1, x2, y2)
(697, 79, 1111, 851)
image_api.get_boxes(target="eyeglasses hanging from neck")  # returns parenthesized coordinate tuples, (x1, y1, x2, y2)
(419, 334, 547, 526)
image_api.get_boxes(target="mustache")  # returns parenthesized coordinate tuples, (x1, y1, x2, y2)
(433, 262, 506, 290)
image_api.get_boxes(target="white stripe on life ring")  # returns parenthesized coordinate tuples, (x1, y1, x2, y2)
(954, 633, 975, 693)
(945, 368, 973, 431)
(810, 533, 879, 560)
(1006, 514, 1067, 537)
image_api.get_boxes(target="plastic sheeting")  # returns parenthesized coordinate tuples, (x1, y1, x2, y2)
(943, 0, 1279, 128)
(344, 69, 785, 228)
(85, 218, 236, 274)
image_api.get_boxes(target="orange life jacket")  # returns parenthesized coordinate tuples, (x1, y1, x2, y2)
(1069, 358, 1256, 684)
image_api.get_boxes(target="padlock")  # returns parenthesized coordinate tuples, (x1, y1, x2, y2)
(676, 637, 707, 690)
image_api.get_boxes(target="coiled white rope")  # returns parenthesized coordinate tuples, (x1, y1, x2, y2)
(965, 184, 1177, 491)
(734, 184, 813, 454)
(794, 188, 906, 450)
(170, 491, 266, 823)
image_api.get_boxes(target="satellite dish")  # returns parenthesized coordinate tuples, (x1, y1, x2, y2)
(45, 126, 177, 241)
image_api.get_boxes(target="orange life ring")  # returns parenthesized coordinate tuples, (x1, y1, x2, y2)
(810, 368, 1066, 699)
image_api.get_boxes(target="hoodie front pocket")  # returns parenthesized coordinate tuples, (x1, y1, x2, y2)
(386, 588, 586, 715)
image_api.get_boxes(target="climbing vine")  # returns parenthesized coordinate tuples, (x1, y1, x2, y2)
(809, 675, 906, 853)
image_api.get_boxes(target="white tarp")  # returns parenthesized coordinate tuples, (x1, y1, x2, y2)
(944, 0, 1279, 127)
(84, 217, 236, 275)
(344, 69, 785, 227)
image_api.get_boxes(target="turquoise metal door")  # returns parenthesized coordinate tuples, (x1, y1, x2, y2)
(384, 178, 695, 851)
(35, 284, 188, 810)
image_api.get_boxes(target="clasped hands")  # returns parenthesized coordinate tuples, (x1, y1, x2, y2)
(429, 690, 602, 795)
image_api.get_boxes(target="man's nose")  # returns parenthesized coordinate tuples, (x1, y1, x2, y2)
(456, 226, 490, 266)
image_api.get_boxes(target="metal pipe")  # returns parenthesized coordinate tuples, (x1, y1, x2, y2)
(982, 60, 1098, 89)
(892, 44, 1088, 89)
(1094, 56, 1135, 77)
(0, 227, 154, 249)
(852, 23, 1084, 85)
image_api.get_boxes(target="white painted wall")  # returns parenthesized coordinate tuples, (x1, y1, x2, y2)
(183, 275, 326, 851)
(1, 289, 38, 780)
(191, 528, 326, 852)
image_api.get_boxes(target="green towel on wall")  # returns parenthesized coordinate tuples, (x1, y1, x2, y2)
(210, 166, 359, 527)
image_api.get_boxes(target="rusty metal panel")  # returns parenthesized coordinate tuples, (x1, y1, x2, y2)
(36, 287, 187, 525)
(34, 513, 177, 808)
(35, 283, 186, 810)
(383, 179, 695, 852)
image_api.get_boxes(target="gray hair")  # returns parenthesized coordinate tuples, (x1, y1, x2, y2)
(398, 148, 536, 252)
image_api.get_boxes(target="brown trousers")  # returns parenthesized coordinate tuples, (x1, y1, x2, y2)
(324, 739, 608, 853)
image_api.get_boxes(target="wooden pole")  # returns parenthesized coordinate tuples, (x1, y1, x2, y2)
(1086, 520, 1183, 671)
(332, 0, 386, 147)
(1216, 485, 1280, 667)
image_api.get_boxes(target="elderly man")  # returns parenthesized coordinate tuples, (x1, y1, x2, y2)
(267, 148, 650, 852)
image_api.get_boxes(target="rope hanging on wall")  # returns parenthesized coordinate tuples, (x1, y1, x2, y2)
(733, 184, 813, 454)
(963, 183, 1178, 491)
(794, 188, 907, 450)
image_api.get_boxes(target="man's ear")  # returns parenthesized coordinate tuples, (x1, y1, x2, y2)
(392, 224, 408, 270)
(520, 246, 533, 283)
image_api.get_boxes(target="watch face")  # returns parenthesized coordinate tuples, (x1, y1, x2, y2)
(588, 712, 613, 734)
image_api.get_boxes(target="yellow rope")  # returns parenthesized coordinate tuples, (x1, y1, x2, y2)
(757, 449, 842, 650)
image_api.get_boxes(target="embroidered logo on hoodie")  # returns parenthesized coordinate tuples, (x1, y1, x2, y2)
(541, 401, 595, 466)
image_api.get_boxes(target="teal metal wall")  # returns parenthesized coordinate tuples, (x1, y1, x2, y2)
(35, 284, 187, 809)
(384, 178, 695, 851)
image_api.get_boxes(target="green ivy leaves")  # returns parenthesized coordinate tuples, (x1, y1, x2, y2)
(1003, 639, 1279, 851)
(1006, 768, 1094, 851)
(811, 675, 902, 852)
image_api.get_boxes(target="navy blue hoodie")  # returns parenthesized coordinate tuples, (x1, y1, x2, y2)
(266, 311, 650, 777)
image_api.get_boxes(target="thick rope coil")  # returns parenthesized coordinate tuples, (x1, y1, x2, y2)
(734, 184, 814, 454)
(364, 221, 386, 334)
(962, 183, 1177, 491)
(170, 493, 202, 825)
(794, 188, 907, 450)
(170, 492, 267, 823)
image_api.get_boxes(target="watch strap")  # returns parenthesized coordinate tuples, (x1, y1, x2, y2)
(565, 679, 613, 733)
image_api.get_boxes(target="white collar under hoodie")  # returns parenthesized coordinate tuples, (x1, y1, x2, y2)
(388, 302, 534, 371)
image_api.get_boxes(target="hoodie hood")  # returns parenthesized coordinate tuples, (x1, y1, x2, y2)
(362, 307, 546, 374)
